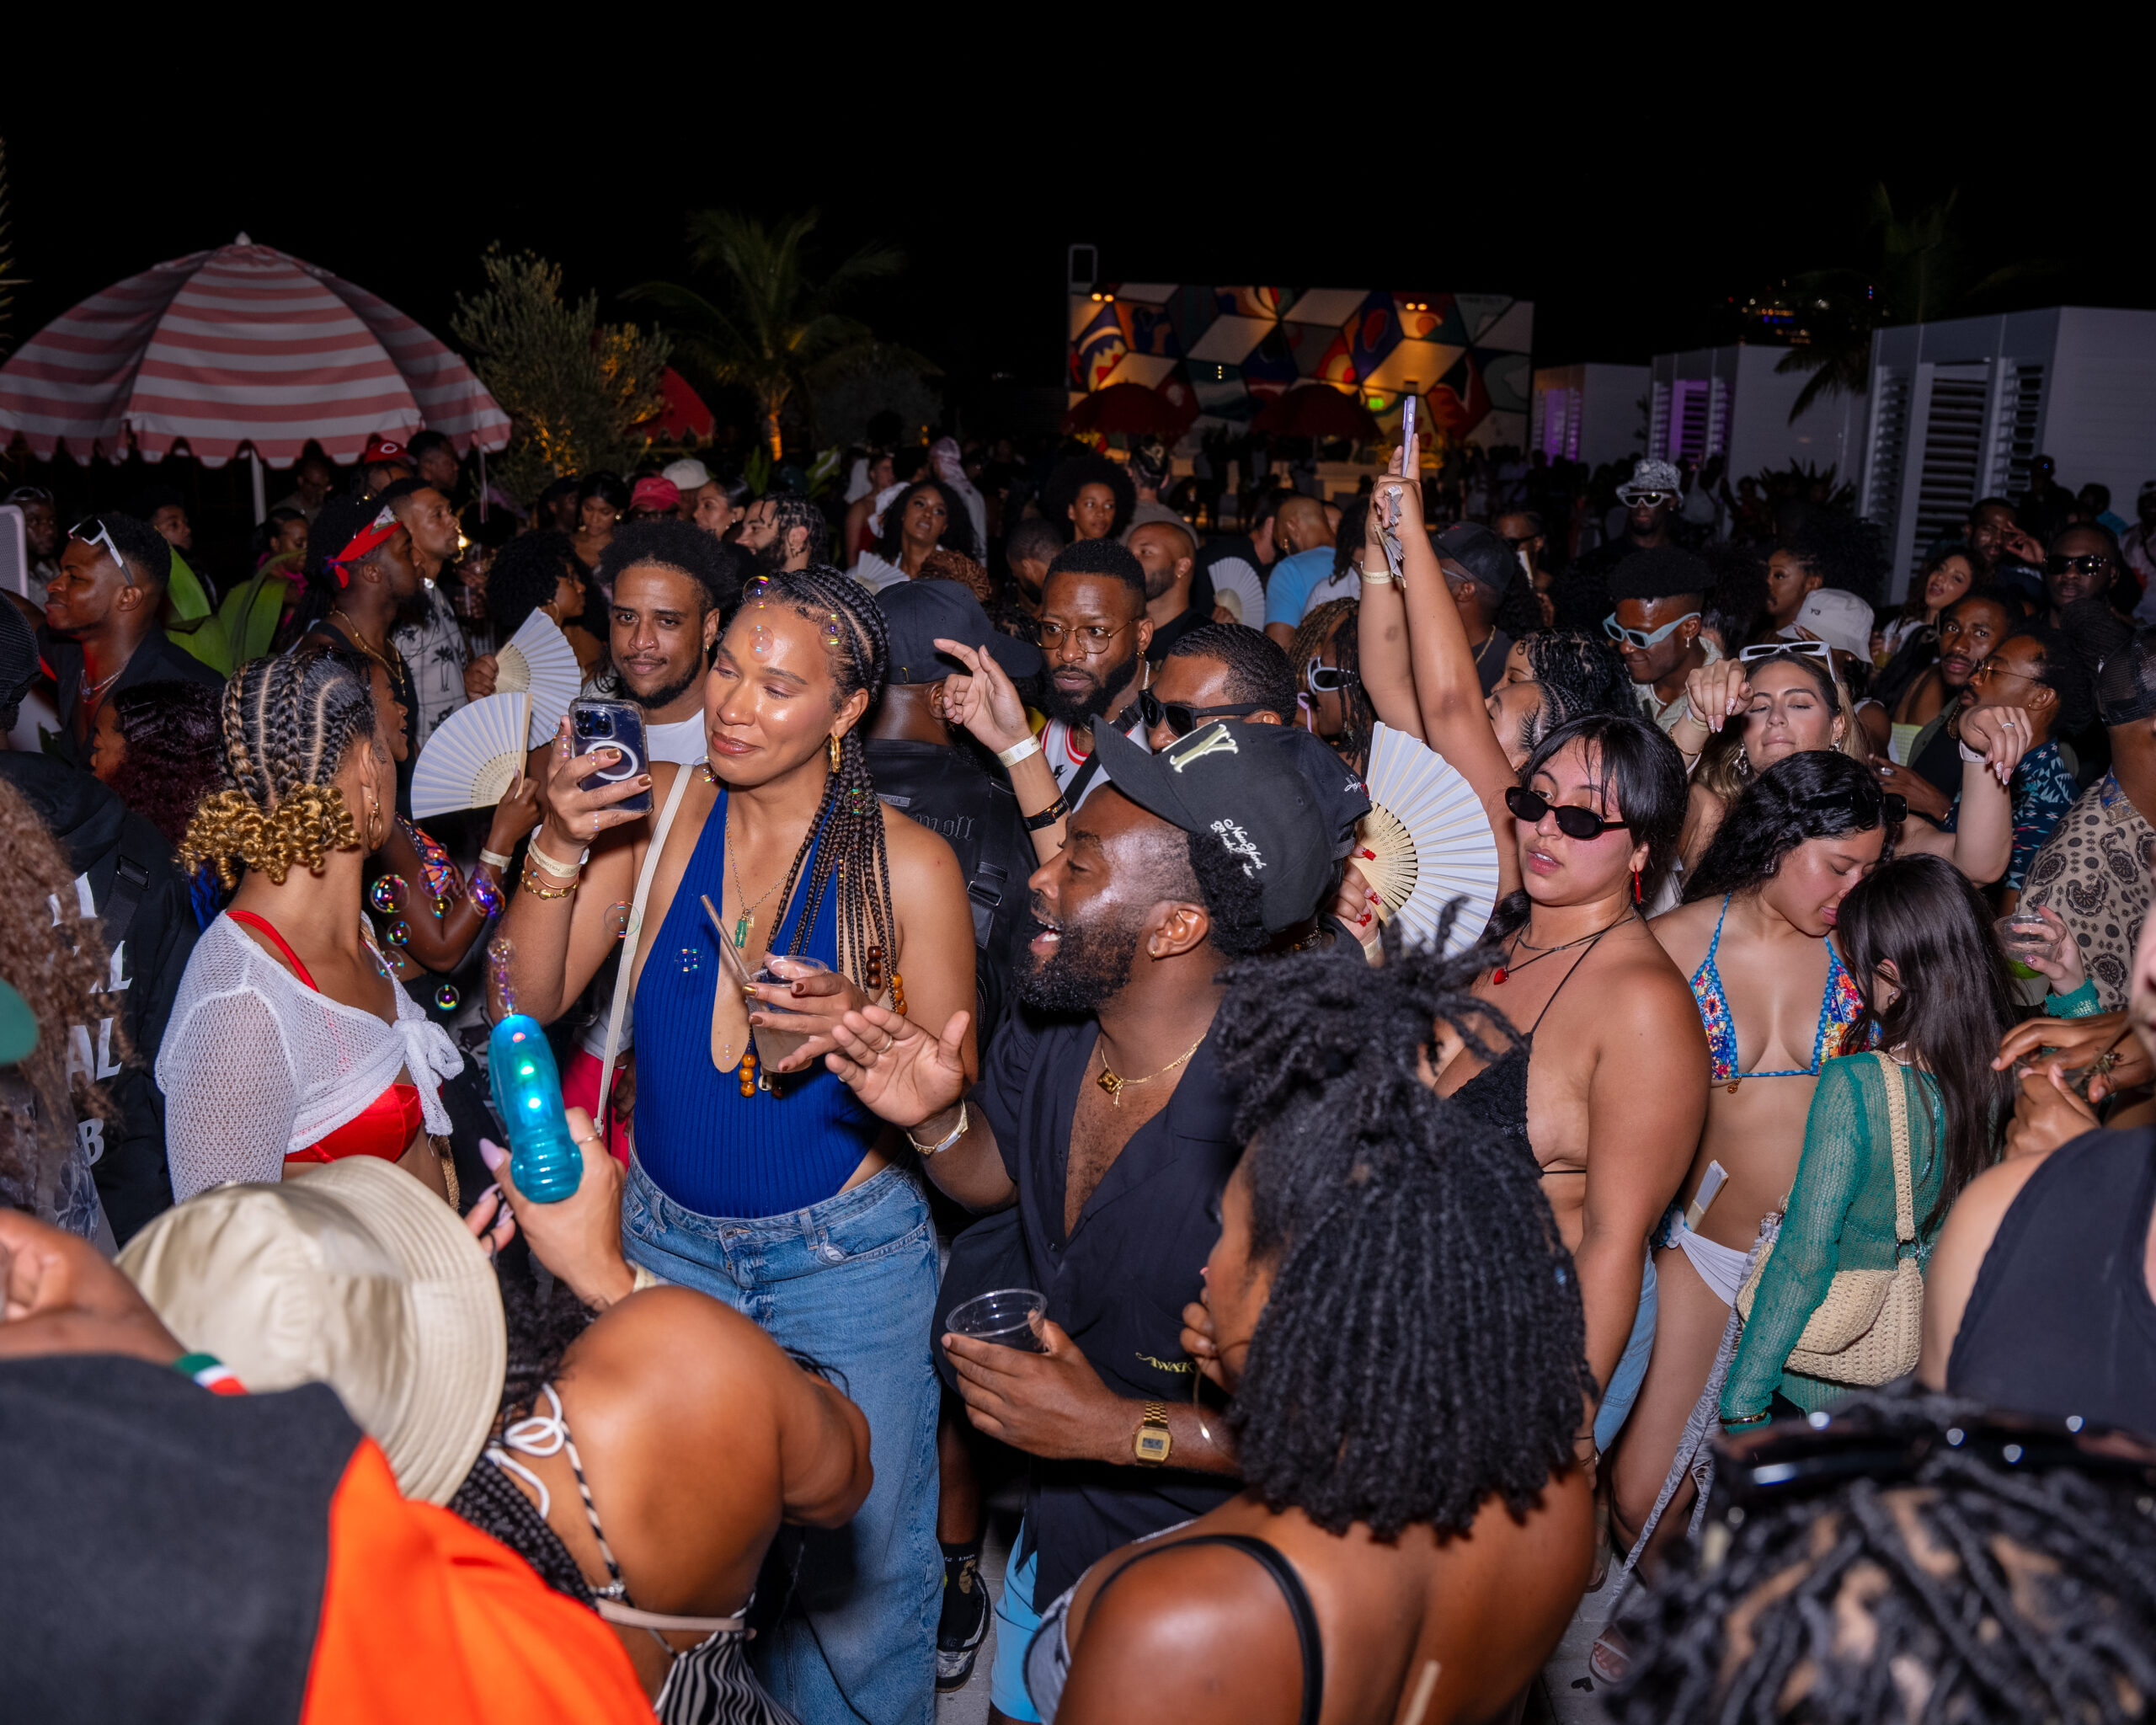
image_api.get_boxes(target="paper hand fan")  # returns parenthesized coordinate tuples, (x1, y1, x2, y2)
(493, 611, 581, 746)
(1207, 560, 1266, 628)
(411, 695, 531, 817)
(1353, 722, 1500, 954)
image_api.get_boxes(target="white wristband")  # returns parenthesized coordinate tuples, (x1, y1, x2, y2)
(479, 848, 514, 871)
(997, 736, 1043, 768)
(1958, 740, 1985, 764)
(528, 836, 589, 878)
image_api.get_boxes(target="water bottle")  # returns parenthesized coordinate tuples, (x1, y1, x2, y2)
(485, 937, 582, 1203)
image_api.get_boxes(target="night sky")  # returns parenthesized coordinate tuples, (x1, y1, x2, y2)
(7, 77, 2147, 443)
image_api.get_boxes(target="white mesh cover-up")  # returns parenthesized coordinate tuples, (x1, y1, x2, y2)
(157, 915, 464, 1200)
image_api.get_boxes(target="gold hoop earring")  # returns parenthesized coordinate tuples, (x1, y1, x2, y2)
(363, 789, 382, 850)
(829, 734, 842, 772)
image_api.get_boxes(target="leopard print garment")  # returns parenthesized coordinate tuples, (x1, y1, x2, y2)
(2020, 772, 2156, 1010)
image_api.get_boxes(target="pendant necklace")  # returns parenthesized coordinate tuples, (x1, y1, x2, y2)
(726, 808, 787, 950)
(1491, 908, 1636, 985)
(1095, 1033, 1207, 1106)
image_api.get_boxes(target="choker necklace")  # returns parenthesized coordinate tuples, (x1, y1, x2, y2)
(1492, 908, 1636, 985)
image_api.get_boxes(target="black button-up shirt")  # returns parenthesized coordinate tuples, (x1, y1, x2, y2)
(38, 623, 224, 763)
(970, 1006, 1241, 1601)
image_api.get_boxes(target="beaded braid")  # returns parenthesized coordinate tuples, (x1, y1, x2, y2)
(179, 648, 378, 888)
(743, 566, 903, 1008)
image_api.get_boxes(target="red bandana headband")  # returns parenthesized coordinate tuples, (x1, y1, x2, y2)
(329, 505, 401, 587)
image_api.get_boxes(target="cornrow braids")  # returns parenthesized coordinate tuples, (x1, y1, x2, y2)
(179, 648, 376, 888)
(1209, 916, 1591, 1540)
(1608, 1386, 2156, 1724)
(739, 565, 901, 1000)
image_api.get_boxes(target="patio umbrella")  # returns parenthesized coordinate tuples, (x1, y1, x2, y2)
(1251, 382, 1380, 442)
(1063, 379, 1198, 440)
(0, 236, 510, 486)
(645, 367, 715, 442)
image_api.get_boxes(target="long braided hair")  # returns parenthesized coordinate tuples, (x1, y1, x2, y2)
(1209, 915, 1591, 1538)
(179, 648, 378, 888)
(1291, 597, 1374, 773)
(739, 565, 900, 997)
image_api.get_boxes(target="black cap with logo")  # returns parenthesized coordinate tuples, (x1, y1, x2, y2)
(1090, 719, 1335, 933)
(877, 579, 1043, 686)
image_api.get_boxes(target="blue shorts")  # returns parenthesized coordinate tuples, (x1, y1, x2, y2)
(989, 1533, 1043, 1721)
(1595, 1252, 1658, 1453)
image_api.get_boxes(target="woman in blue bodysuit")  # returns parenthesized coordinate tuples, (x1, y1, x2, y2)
(495, 558, 979, 1725)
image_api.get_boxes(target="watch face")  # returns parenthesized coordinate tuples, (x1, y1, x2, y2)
(1135, 1427, 1172, 1465)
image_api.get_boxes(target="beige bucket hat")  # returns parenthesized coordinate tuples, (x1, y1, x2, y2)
(117, 1157, 504, 1504)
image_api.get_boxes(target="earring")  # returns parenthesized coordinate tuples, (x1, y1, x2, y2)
(829, 734, 842, 772)
(1632, 867, 1643, 905)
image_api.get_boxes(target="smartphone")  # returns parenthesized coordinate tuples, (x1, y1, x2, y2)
(1401, 393, 1417, 457)
(569, 697, 653, 814)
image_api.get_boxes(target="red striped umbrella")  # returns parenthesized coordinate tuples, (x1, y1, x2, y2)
(0, 235, 510, 468)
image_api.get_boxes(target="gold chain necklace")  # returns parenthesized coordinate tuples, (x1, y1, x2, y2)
(725, 807, 788, 949)
(1095, 1033, 1207, 1106)
(330, 609, 404, 681)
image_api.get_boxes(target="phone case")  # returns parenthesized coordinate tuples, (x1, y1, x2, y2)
(569, 697, 654, 814)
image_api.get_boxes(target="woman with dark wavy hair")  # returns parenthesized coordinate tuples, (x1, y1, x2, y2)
(852, 478, 982, 595)
(1028, 934, 1597, 1725)
(1609, 751, 1896, 1585)
(91, 678, 225, 850)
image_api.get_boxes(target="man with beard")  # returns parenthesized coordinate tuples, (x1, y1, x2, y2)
(379, 478, 475, 745)
(736, 492, 828, 574)
(40, 513, 222, 765)
(1036, 541, 1153, 816)
(825, 718, 1337, 1725)
(1550, 457, 1684, 635)
(1890, 588, 2025, 798)
(1128, 517, 1208, 664)
(556, 519, 744, 1155)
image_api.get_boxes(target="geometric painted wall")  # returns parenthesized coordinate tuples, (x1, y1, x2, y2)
(1070, 286, 1533, 448)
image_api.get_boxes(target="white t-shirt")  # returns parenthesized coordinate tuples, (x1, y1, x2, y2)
(1043, 711, 1148, 812)
(647, 708, 707, 766)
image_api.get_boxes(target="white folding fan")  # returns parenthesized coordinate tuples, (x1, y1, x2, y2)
(411, 694, 532, 818)
(1206, 560, 1266, 628)
(492, 611, 581, 747)
(1353, 722, 1501, 953)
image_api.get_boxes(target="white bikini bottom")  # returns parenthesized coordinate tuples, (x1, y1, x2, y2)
(1672, 1215, 1751, 1307)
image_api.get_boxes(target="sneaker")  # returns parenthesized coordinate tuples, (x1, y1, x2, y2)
(936, 1549, 990, 1692)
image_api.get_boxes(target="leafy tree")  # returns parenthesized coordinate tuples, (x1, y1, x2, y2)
(451, 250, 670, 505)
(1772, 185, 2056, 422)
(629, 210, 926, 459)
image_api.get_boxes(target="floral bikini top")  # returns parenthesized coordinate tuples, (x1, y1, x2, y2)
(1689, 895, 1865, 1090)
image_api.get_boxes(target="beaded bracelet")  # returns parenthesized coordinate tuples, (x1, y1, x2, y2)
(520, 864, 576, 900)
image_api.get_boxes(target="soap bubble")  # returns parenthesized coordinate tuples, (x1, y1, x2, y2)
(678, 945, 702, 976)
(488, 934, 517, 1017)
(434, 984, 461, 1012)
(823, 612, 844, 644)
(488, 935, 514, 967)
(468, 873, 504, 918)
(744, 574, 772, 606)
(603, 902, 633, 939)
(385, 920, 411, 948)
(749, 623, 773, 659)
(369, 874, 407, 913)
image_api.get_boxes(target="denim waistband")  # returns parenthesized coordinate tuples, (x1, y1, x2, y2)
(626, 1154, 917, 1245)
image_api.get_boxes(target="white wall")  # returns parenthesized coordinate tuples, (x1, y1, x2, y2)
(1649, 344, 1864, 483)
(2043, 309, 2156, 510)
(1532, 363, 1647, 468)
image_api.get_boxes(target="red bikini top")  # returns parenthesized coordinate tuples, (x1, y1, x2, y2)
(226, 911, 423, 1166)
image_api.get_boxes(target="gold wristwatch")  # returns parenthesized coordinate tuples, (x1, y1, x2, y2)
(1133, 1401, 1172, 1466)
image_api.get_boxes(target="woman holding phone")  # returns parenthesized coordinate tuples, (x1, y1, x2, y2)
(493, 566, 977, 1725)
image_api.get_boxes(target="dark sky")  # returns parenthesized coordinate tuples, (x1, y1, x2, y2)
(8, 78, 2148, 435)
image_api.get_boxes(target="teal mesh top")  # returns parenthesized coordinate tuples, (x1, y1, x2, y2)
(1721, 1055, 1947, 1420)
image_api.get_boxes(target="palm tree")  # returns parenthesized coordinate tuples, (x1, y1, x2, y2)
(630, 210, 911, 459)
(1773, 184, 2054, 422)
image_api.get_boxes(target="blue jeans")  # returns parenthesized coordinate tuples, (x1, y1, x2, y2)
(1595, 1252, 1658, 1453)
(623, 1157, 942, 1725)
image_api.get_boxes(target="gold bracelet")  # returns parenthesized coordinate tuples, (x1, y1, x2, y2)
(519, 864, 577, 900)
(908, 1101, 969, 1156)
(527, 836, 588, 878)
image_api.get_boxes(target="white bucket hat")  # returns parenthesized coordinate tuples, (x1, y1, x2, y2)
(118, 1157, 504, 1504)
(1616, 458, 1684, 503)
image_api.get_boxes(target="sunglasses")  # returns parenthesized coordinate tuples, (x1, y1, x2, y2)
(1739, 639, 1836, 665)
(1504, 785, 1631, 840)
(1618, 489, 1674, 508)
(1604, 611, 1700, 651)
(2046, 553, 2114, 577)
(1305, 659, 1355, 694)
(1137, 692, 1271, 737)
(68, 517, 134, 585)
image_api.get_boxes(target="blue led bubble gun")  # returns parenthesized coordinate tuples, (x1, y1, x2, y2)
(488, 1013, 583, 1203)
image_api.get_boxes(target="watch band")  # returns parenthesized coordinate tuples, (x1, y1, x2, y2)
(1134, 1400, 1172, 1466)
(1022, 792, 1072, 833)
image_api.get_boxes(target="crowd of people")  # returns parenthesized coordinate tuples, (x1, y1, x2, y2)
(3, 415, 2155, 1725)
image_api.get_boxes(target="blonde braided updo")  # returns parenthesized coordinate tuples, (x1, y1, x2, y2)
(179, 649, 378, 888)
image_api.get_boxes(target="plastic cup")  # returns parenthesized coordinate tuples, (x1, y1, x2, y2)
(1996, 911, 2049, 980)
(947, 1288, 1048, 1353)
(749, 954, 830, 1072)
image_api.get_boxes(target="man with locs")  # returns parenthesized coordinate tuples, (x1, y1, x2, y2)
(39, 512, 222, 763)
(822, 718, 1340, 1725)
(1604, 546, 1716, 734)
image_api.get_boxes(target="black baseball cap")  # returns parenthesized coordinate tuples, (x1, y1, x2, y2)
(1433, 524, 1518, 600)
(1280, 725, 1372, 857)
(1090, 719, 1334, 933)
(878, 579, 1043, 686)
